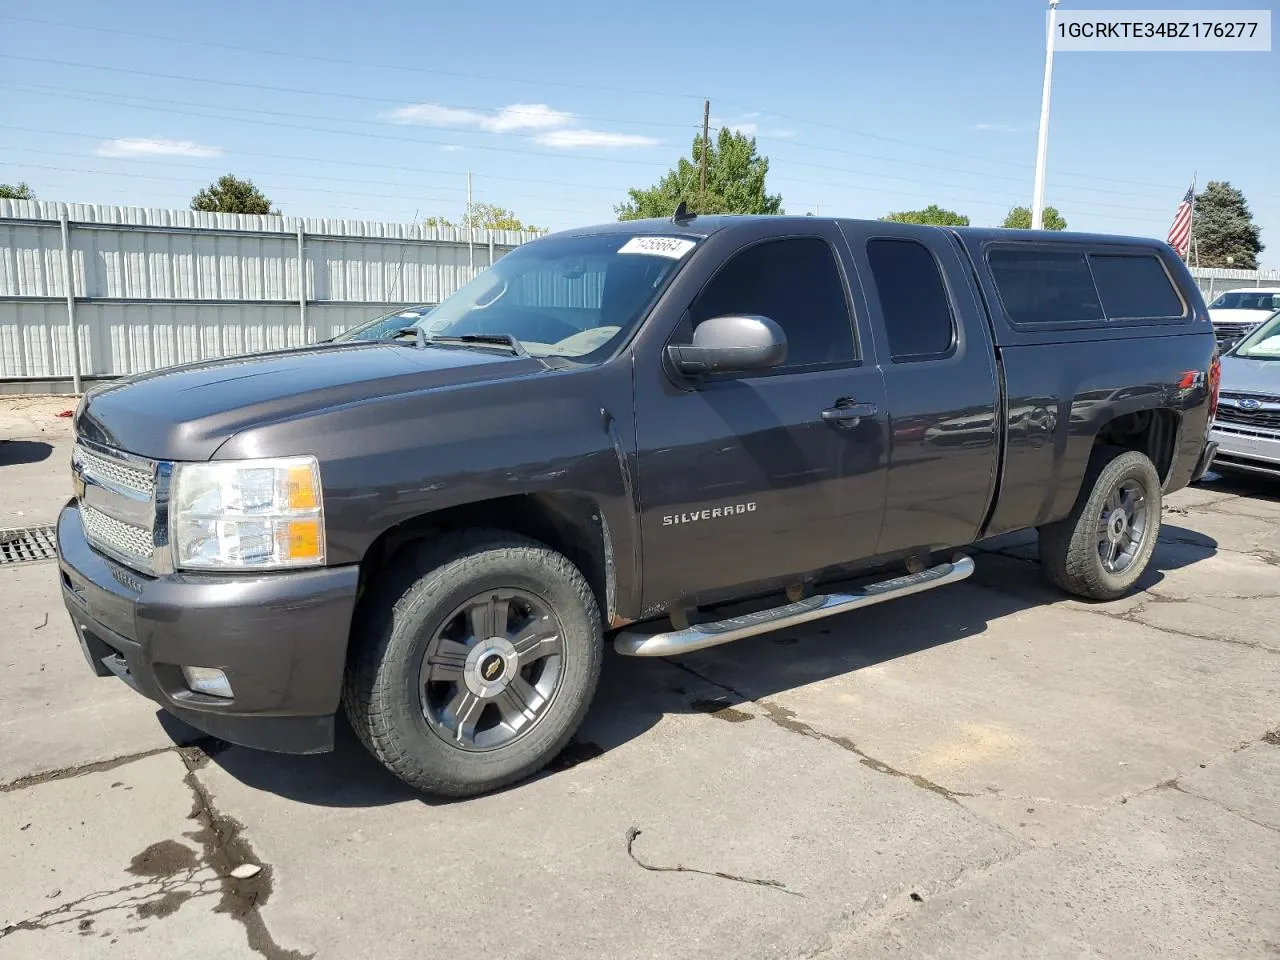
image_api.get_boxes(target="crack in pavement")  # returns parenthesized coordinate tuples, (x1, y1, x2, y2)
(789, 841, 1032, 960)
(0, 746, 174, 793)
(1, 741, 306, 959)
(177, 745, 311, 960)
(970, 551, 1280, 658)
(1088, 602, 1280, 657)
(665, 659, 973, 803)
(624, 826, 805, 897)
(1158, 779, 1280, 837)
(0, 872, 219, 941)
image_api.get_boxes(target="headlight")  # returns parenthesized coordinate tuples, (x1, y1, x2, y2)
(170, 456, 325, 570)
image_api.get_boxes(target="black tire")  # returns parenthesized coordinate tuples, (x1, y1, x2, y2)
(343, 529, 602, 798)
(1037, 447, 1162, 601)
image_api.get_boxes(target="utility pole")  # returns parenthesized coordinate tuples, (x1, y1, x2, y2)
(1030, 0, 1060, 230)
(700, 99, 710, 209)
(466, 172, 474, 273)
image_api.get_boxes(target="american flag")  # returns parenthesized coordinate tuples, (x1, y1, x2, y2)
(1167, 184, 1194, 258)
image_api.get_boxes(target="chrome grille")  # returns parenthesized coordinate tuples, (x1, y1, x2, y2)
(1217, 394, 1280, 432)
(75, 445, 155, 498)
(81, 504, 155, 566)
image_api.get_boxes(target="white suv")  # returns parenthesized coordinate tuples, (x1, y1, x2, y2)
(1207, 288, 1280, 348)
(1211, 308, 1280, 479)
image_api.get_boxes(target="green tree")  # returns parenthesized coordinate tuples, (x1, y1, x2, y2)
(615, 128, 783, 220)
(880, 204, 969, 226)
(1192, 180, 1263, 269)
(1002, 205, 1067, 230)
(0, 182, 36, 200)
(191, 175, 275, 215)
(426, 203, 540, 232)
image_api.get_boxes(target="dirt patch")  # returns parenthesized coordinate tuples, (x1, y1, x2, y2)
(128, 840, 200, 878)
(136, 891, 194, 920)
(691, 698, 754, 723)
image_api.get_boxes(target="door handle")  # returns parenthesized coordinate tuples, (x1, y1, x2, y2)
(822, 402, 877, 424)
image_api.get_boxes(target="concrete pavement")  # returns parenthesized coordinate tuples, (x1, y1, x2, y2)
(2, 401, 1277, 958)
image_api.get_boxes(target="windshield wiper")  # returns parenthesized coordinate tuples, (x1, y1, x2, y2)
(417, 332, 529, 357)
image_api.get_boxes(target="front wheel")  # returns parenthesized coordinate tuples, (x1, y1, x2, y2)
(344, 530, 602, 798)
(1038, 448, 1162, 601)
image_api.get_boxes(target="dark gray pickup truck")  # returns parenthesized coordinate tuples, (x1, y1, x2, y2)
(56, 213, 1220, 797)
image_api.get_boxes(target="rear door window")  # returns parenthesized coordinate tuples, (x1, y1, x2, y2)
(1088, 254, 1185, 319)
(865, 238, 956, 361)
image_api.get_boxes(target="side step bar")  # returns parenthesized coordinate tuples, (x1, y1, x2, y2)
(614, 554, 975, 657)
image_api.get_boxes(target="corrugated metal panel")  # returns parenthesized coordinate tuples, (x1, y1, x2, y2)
(0, 300, 89, 378)
(0, 199, 544, 246)
(1189, 266, 1280, 282)
(0, 221, 67, 297)
(0, 201, 537, 382)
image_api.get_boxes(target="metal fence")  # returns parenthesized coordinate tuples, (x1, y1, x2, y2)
(0, 200, 540, 390)
(4, 200, 1277, 392)
(1189, 266, 1280, 303)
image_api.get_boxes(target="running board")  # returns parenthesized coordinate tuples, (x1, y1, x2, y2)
(614, 554, 975, 657)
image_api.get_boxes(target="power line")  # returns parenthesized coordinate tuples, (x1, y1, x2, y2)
(0, 86, 673, 168)
(3, 53, 1192, 198)
(0, 127, 634, 194)
(0, 82, 1181, 218)
(0, 125, 1165, 227)
(0, 161, 606, 219)
(0, 145, 617, 210)
(0, 80, 696, 159)
(0, 55, 704, 131)
(0, 14, 709, 102)
(0, 18, 1219, 196)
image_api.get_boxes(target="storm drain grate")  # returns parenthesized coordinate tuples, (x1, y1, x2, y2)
(0, 525, 58, 564)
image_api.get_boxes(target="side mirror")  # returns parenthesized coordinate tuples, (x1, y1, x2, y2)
(666, 315, 788, 377)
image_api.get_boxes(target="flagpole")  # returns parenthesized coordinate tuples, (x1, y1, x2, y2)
(1031, 0, 1061, 230)
(1187, 172, 1198, 268)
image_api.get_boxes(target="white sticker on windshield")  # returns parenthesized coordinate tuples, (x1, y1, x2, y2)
(618, 236, 697, 259)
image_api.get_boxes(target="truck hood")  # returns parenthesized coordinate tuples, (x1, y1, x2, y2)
(1219, 353, 1280, 399)
(1209, 307, 1273, 324)
(76, 342, 545, 461)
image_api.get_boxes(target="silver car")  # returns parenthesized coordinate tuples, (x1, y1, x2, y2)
(1210, 308, 1280, 478)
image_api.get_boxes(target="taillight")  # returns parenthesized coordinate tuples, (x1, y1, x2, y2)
(1208, 355, 1222, 421)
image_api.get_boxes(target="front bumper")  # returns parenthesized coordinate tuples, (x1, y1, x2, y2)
(1209, 424, 1280, 479)
(56, 500, 360, 754)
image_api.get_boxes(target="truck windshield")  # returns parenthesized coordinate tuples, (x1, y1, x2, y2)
(1209, 291, 1280, 311)
(1230, 311, 1280, 360)
(411, 233, 699, 361)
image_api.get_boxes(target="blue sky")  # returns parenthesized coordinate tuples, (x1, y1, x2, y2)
(1, 1, 1276, 262)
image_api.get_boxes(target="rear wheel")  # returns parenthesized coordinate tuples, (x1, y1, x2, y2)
(344, 530, 602, 797)
(1038, 448, 1162, 601)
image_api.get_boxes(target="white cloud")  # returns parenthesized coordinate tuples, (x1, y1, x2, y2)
(95, 137, 223, 158)
(712, 116, 797, 139)
(711, 116, 757, 136)
(385, 102, 573, 132)
(488, 103, 574, 132)
(534, 129, 660, 149)
(439, 144, 464, 152)
(385, 99, 657, 150)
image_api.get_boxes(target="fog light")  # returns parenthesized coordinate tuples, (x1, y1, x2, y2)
(182, 666, 233, 699)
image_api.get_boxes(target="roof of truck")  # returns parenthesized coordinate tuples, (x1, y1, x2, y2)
(551, 215, 1166, 249)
